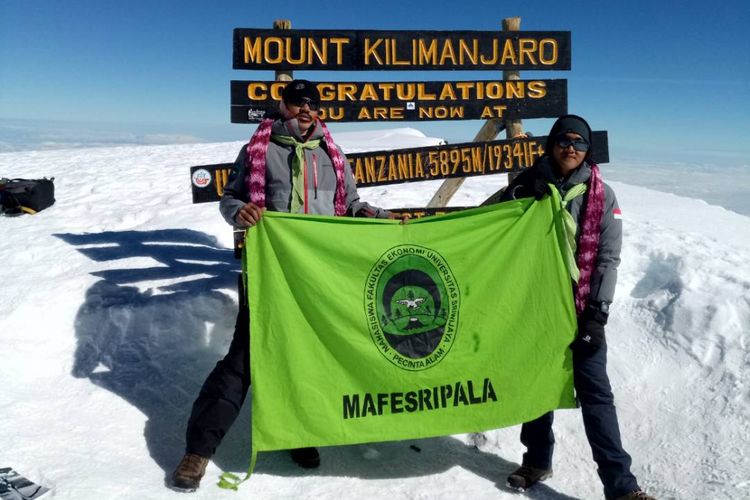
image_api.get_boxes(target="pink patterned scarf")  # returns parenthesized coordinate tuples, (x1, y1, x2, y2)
(574, 162, 605, 315)
(243, 118, 347, 216)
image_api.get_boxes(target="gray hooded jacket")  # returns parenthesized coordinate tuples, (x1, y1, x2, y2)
(220, 118, 390, 225)
(497, 157, 623, 305)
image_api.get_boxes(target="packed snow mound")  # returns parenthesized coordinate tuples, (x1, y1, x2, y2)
(0, 132, 748, 499)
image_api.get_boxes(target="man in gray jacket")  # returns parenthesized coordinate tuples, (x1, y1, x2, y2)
(170, 80, 394, 492)
(496, 115, 654, 500)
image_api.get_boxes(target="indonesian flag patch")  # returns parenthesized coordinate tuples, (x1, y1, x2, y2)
(613, 208, 623, 220)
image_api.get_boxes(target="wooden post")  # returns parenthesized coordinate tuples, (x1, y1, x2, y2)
(503, 17, 524, 185)
(502, 17, 523, 140)
(274, 19, 293, 81)
(426, 17, 520, 208)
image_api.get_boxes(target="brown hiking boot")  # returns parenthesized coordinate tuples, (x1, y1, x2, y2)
(169, 453, 209, 492)
(506, 464, 553, 491)
(289, 447, 320, 469)
(613, 491, 656, 500)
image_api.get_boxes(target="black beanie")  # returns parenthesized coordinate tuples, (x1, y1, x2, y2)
(281, 79, 320, 104)
(544, 114, 593, 157)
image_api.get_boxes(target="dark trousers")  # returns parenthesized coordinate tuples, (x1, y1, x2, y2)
(185, 282, 250, 458)
(520, 344, 639, 499)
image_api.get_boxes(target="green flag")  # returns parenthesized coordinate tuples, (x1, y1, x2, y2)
(245, 194, 576, 458)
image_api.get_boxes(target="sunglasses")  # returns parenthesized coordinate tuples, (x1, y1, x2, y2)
(288, 97, 321, 111)
(555, 137, 590, 152)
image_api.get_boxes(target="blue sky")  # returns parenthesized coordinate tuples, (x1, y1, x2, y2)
(1, 0, 749, 161)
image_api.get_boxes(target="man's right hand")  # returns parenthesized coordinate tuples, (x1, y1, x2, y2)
(235, 202, 265, 227)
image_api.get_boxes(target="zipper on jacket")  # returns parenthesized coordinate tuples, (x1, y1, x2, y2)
(312, 154, 318, 200)
(303, 155, 309, 214)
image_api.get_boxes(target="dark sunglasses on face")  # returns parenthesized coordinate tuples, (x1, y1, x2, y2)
(556, 137, 590, 152)
(289, 97, 321, 111)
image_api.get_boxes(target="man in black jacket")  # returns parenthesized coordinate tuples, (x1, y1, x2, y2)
(493, 115, 654, 500)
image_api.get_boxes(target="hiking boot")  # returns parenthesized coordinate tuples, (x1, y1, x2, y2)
(289, 447, 320, 469)
(169, 453, 209, 492)
(506, 464, 553, 491)
(613, 490, 656, 500)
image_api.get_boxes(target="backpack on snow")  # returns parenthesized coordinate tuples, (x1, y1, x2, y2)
(0, 178, 56, 215)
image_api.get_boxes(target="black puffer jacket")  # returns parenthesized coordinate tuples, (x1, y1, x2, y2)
(494, 157, 623, 305)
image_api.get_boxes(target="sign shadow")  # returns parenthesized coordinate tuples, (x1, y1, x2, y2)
(56, 229, 241, 481)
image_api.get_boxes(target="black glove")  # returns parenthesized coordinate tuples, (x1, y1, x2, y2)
(531, 178, 552, 200)
(571, 305, 608, 356)
(511, 177, 552, 200)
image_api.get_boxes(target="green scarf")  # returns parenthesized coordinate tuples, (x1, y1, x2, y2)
(272, 134, 321, 213)
(556, 182, 587, 283)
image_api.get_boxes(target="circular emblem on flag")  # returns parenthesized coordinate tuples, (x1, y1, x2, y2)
(191, 169, 212, 188)
(364, 245, 459, 371)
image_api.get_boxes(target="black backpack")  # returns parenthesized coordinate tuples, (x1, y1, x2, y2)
(0, 178, 56, 215)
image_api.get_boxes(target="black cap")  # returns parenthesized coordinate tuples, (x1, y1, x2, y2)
(281, 79, 320, 104)
(545, 114, 593, 157)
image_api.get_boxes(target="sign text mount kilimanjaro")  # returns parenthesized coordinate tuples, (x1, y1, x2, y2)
(233, 29, 571, 71)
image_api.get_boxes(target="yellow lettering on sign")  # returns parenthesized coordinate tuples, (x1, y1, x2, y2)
(379, 82, 395, 100)
(318, 107, 344, 120)
(418, 106, 464, 119)
(244, 36, 351, 66)
(439, 83, 457, 100)
(457, 82, 476, 100)
(340, 83, 357, 101)
(539, 39, 558, 65)
(396, 83, 416, 100)
(485, 82, 503, 99)
(264, 37, 284, 64)
(353, 159, 365, 184)
(377, 155, 387, 181)
(358, 107, 371, 120)
(391, 39, 410, 65)
(415, 154, 425, 178)
(364, 157, 376, 183)
(364, 38, 384, 65)
(246, 82, 268, 100)
(244, 37, 262, 63)
(471, 146, 483, 173)
(458, 39, 479, 65)
(479, 39, 499, 65)
(360, 84, 378, 101)
(308, 38, 327, 65)
(528, 81, 547, 98)
(388, 155, 398, 180)
(439, 40, 457, 65)
(480, 105, 507, 118)
(270, 83, 283, 101)
(215, 169, 230, 197)
(500, 39, 517, 65)
(417, 84, 436, 100)
(329, 38, 349, 65)
(506, 81, 524, 99)
(519, 38, 538, 65)
(318, 83, 336, 101)
(285, 37, 305, 64)
(418, 39, 438, 65)
(397, 153, 412, 180)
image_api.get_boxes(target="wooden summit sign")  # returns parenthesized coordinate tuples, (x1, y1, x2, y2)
(189, 132, 609, 204)
(233, 29, 571, 71)
(230, 79, 567, 123)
